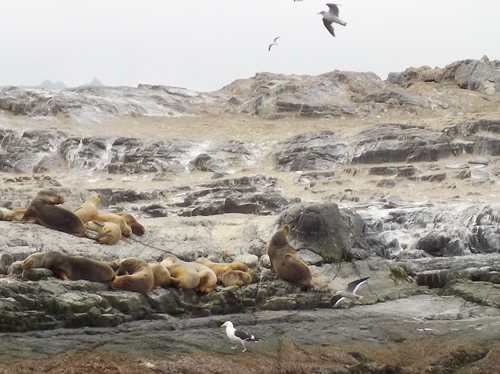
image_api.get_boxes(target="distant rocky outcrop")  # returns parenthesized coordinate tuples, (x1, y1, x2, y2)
(0, 57, 499, 120)
(39, 80, 67, 90)
(81, 77, 104, 87)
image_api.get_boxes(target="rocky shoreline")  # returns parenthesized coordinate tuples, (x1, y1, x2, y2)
(2, 57, 500, 373)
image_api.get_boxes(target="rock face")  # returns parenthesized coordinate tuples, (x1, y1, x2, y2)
(2, 58, 500, 371)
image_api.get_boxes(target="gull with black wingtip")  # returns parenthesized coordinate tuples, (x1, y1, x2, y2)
(221, 320, 261, 352)
(330, 277, 369, 307)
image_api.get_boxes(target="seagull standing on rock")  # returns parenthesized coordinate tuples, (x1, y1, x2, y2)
(221, 321, 261, 352)
(318, 3, 346, 37)
(330, 277, 369, 307)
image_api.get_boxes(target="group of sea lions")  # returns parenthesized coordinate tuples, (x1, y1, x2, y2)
(6, 189, 314, 293)
(0, 189, 145, 245)
(17, 223, 313, 295)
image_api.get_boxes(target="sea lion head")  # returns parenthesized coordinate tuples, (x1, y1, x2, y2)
(89, 193, 103, 204)
(270, 224, 291, 248)
(35, 190, 65, 204)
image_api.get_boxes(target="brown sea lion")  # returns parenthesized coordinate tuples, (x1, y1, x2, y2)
(221, 270, 252, 287)
(111, 257, 154, 294)
(267, 224, 313, 289)
(85, 221, 122, 245)
(148, 262, 171, 289)
(115, 211, 146, 236)
(73, 192, 102, 223)
(20, 251, 115, 282)
(21, 190, 103, 240)
(95, 213, 132, 238)
(160, 254, 201, 291)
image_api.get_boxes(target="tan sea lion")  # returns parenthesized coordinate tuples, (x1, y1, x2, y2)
(194, 257, 260, 285)
(73, 192, 102, 223)
(11, 207, 27, 221)
(267, 224, 313, 289)
(160, 254, 201, 291)
(85, 221, 122, 245)
(20, 251, 115, 282)
(221, 270, 252, 287)
(21, 190, 103, 240)
(111, 257, 154, 294)
(95, 213, 132, 238)
(148, 261, 172, 289)
(115, 211, 146, 236)
(161, 253, 217, 293)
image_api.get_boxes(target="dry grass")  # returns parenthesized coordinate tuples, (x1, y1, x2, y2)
(0, 339, 496, 374)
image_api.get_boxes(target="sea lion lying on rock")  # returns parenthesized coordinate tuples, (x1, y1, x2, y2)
(21, 190, 103, 240)
(222, 270, 253, 287)
(267, 224, 313, 290)
(160, 254, 213, 292)
(21, 251, 115, 282)
(85, 221, 122, 245)
(148, 261, 172, 289)
(115, 211, 146, 236)
(194, 257, 260, 285)
(95, 213, 132, 238)
(111, 257, 154, 294)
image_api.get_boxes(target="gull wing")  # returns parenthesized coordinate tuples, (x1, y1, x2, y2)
(323, 19, 335, 37)
(326, 3, 340, 16)
(330, 294, 344, 307)
(346, 277, 370, 293)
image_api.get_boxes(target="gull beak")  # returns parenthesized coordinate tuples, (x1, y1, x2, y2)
(221, 323, 226, 328)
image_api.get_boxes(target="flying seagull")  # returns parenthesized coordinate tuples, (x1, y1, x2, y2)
(318, 3, 346, 37)
(221, 321, 261, 352)
(330, 277, 369, 307)
(268, 36, 280, 51)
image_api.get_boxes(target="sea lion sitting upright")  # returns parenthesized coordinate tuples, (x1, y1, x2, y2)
(95, 213, 132, 238)
(73, 192, 102, 223)
(21, 190, 103, 240)
(116, 211, 146, 236)
(111, 257, 154, 294)
(21, 251, 115, 282)
(85, 221, 122, 245)
(267, 224, 313, 289)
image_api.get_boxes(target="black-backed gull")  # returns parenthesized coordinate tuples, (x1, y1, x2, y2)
(221, 320, 261, 352)
(268, 36, 280, 51)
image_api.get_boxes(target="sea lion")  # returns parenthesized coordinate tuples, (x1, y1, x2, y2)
(115, 211, 146, 236)
(0, 207, 15, 221)
(221, 270, 252, 287)
(148, 261, 171, 289)
(21, 190, 102, 240)
(160, 254, 201, 291)
(73, 193, 102, 223)
(85, 221, 122, 245)
(111, 257, 154, 294)
(161, 253, 217, 293)
(11, 207, 27, 221)
(20, 251, 115, 282)
(95, 213, 132, 238)
(194, 257, 260, 285)
(267, 224, 313, 289)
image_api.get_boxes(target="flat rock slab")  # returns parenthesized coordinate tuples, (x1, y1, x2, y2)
(1, 293, 498, 359)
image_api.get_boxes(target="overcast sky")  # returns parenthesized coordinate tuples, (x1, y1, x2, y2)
(1, 0, 499, 92)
